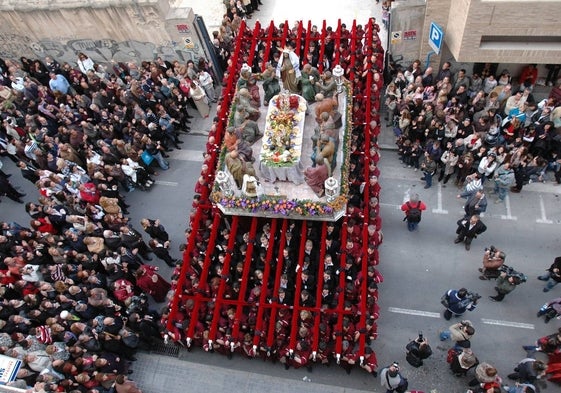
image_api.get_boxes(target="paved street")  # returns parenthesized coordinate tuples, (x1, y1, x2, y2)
(2, 1, 560, 393)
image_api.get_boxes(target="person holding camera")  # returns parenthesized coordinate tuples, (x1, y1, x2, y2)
(479, 246, 506, 280)
(505, 358, 546, 389)
(405, 332, 432, 367)
(380, 362, 408, 393)
(420, 152, 437, 189)
(537, 296, 561, 323)
(538, 256, 561, 292)
(442, 288, 480, 320)
(489, 271, 524, 302)
(450, 320, 476, 349)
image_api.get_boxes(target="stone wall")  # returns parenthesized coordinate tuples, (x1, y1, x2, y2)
(0, 0, 206, 68)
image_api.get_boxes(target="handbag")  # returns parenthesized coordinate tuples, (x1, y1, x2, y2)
(395, 377, 409, 393)
(141, 150, 154, 165)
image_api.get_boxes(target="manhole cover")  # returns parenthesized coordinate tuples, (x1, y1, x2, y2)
(151, 342, 180, 357)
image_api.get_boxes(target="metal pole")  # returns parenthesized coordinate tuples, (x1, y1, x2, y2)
(383, 11, 392, 84)
(425, 50, 435, 69)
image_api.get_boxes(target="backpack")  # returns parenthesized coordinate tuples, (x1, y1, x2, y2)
(406, 201, 422, 223)
(447, 347, 459, 363)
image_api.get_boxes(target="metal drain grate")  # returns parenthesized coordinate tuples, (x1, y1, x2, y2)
(150, 342, 181, 357)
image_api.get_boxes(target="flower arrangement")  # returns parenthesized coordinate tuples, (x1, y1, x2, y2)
(217, 194, 337, 217)
(260, 92, 306, 167)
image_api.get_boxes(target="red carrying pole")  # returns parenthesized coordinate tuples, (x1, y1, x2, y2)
(208, 216, 240, 341)
(266, 219, 288, 349)
(302, 20, 312, 66)
(334, 18, 342, 66)
(333, 220, 348, 362)
(262, 21, 276, 72)
(318, 20, 327, 73)
(185, 211, 222, 340)
(253, 218, 278, 348)
(287, 221, 308, 352)
(357, 220, 370, 356)
(246, 21, 262, 69)
(231, 218, 259, 344)
(311, 222, 328, 358)
(167, 206, 203, 332)
(281, 20, 289, 47)
(295, 20, 304, 57)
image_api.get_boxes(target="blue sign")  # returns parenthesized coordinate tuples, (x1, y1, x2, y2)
(428, 22, 444, 55)
(0, 355, 22, 385)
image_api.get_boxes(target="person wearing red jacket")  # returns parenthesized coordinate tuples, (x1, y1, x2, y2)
(400, 194, 427, 232)
(518, 64, 538, 91)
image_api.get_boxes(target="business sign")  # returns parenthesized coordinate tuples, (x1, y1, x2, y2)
(403, 30, 417, 41)
(391, 31, 402, 45)
(0, 355, 22, 385)
(428, 22, 444, 54)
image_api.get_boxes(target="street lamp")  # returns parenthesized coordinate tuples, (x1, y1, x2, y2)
(324, 177, 339, 202)
(216, 170, 234, 197)
(332, 64, 344, 94)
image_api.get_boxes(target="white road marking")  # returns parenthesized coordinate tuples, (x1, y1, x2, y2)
(480, 318, 534, 330)
(432, 183, 448, 214)
(388, 307, 441, 318)
(536, 194, 553, 224)
(389, 308, 536, 329)
(403, 187, 411, 204)
(500, 195, 518, 220)
(154, 180, 178, 186)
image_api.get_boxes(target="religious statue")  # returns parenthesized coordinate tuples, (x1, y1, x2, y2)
(225, 149, 257, 188)
(275, 43, 301, 94)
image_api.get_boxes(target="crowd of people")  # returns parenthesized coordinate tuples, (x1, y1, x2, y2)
(165, 15, 385, 377)
(0, 13, 235, 390)
(389, 61, 561, 199)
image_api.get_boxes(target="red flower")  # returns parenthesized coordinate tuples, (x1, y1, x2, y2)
(289, 95, 299, 109)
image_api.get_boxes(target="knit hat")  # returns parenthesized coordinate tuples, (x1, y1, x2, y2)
(36, 325, 53, 345)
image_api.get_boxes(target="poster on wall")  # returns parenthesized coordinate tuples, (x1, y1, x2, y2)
(184, 37, 195, 49)
(0, 354, 22, 385)
(391, 31, 402, 45)
(403, 30, 417, 40)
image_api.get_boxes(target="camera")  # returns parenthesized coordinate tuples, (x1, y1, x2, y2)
(484, 245, 497, 254)
(466, 291, 481, 302)
(498, 264, 527, 283)
(418, 332, 424, 341)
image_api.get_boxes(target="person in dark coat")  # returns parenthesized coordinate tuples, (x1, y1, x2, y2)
(0, 172, 25, 203)
(538, 256, 561, 292)
(119, 225, 152, 260)
(454, 215, 487, 251)
(140, 218, 169, 242)
(463, 190, 487, 219)
(17, 161, 39, 183)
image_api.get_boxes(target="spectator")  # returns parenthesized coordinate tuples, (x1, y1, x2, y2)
(538, 256, 561, 292)
(454, 215, 487, 251)
(379, 362, 408, 393)
(400, 193, 426, 231)
(479, 247, 506, 280)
